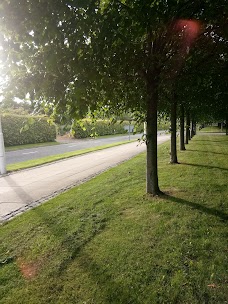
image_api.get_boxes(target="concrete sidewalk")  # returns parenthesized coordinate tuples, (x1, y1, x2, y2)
(0, 135, 169, 222)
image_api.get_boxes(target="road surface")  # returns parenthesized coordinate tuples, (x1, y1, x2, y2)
(0, 134, 170, 222)
(6, 133, 148, 164)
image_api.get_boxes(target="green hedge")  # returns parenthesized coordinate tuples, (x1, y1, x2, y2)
(73, 120, 126, 138)
(73, 120, 144, 139)
(1, 114, 56, 146)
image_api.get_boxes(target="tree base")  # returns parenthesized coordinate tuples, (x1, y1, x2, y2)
(169, 160, 179, 164)
(146, 189, 164, 197)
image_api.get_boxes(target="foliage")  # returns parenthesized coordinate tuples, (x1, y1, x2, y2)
(0, 98, 33, 114)
(1, 114, 56, 146)
(0, 135, 227, 303)
(0, 1, 226, 117)
(175, 39, 228, 123)
(72, 120, 144, 138)
(0, 107, 29, 116)
(0, 0, 227, 193)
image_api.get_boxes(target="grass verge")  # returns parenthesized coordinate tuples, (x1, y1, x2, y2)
(0, 135, 227, 303)
(6, 140, 136, 172)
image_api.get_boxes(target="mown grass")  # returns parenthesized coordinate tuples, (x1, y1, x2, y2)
(6, 140, 136, 172)
(200, 126, 226, 133)
(0, 135, 227, 304)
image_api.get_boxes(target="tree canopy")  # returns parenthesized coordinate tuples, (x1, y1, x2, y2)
(0, 0, 227, 193)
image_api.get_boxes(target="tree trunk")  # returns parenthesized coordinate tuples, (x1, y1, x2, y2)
(170, 98, 178, 163)
(0, 115, 7, 175)
(194, 122, 197, 135)
(226, 117, 228, 135)
(180, 104, 186, 151)
(146, 79, 160, 195)
(190, 120, 195, 138)
(186, 112, 190, 144)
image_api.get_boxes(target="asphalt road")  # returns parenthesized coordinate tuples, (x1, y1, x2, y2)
(0, 133, 170, 222)
(6, 132, 166, 164)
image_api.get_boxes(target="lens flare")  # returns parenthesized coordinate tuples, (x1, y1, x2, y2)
(174, 19, 202, 53)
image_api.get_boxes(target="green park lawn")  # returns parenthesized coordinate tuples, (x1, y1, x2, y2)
(0, 134, 227, 304)
(200, 126, 226, 133)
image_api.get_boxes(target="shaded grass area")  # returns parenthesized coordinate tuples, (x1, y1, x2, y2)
(5, 141, 59, 152)
(0, 135, 227, 304)
(6, 140, 136, 172)
(200, 126, 226, 133)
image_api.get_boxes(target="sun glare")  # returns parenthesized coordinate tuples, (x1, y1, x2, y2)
(174, 19, 202, 54)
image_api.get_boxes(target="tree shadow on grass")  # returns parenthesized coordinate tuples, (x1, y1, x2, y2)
(1, 176, 36, 221)
(180, 162, 228, 171)
(161, 193, 228, 222)
(75, 252, 142, 304)
(33, 204, 108, 275)
(4, 176, 122, 300)
(192, 139, 227, 142)
(3, 177, 108, 274)
(33, 205, 142, 303)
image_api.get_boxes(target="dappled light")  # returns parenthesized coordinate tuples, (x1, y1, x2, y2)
(0, 1, 227, 303)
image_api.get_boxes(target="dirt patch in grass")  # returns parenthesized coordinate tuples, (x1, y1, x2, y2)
(17, 258, 40, 280)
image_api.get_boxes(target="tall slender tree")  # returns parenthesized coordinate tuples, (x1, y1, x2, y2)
(0, 0, 227, 193)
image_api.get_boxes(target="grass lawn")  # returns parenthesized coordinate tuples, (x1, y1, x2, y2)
(200, 126, 226, 133)
(0, 135, 227, 304)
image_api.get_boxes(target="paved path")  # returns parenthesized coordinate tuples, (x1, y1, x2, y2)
(0, 135, 169, 222)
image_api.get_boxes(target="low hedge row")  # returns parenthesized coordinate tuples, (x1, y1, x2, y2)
(73, 120, 144, 139)
(1, 114, 56, 146)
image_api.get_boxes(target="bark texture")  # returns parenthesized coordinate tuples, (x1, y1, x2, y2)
(185, 112, 190, 144)
(180, 104, 186, 151)
(146, 79, 160, 195)
(226, 117, 228, 135)
(190, 120, 195, 138)
(170, 99, 178, 163)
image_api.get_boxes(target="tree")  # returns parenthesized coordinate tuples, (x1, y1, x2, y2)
(179, 103, 186, 151)
(0, 114, 6, 174)
(0, 0, 227, 193)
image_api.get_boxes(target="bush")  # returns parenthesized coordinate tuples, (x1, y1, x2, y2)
(1, 114, 56, 146)
(73, 120, 130, 138)
(73, 120, 145, 139)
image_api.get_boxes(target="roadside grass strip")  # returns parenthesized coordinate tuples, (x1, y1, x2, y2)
(0, 135, 227, 303)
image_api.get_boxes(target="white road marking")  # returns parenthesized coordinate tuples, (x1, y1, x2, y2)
(22, 151, 38, 155)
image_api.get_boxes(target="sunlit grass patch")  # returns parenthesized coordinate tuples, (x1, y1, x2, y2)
(0, 134, 227, 303)
(200, 126, 226, 133)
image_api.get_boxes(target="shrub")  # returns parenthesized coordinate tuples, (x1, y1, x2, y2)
(73, 120, 145, 139)
(73, 120, 130, 138)
(1, 114, 56, 146)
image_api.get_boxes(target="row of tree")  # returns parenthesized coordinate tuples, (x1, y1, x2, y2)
(0, 0, 227, 193)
